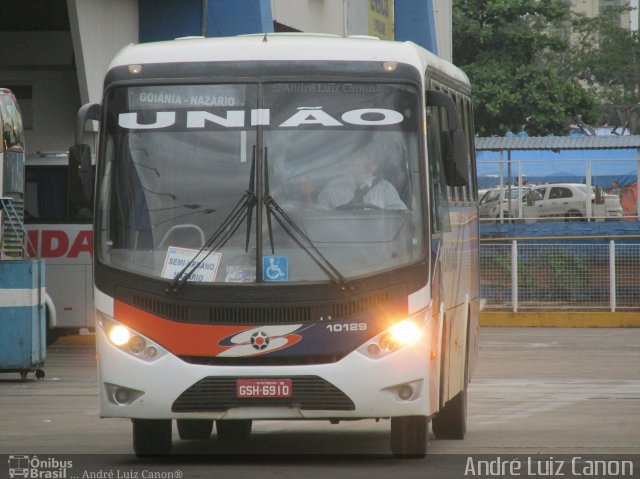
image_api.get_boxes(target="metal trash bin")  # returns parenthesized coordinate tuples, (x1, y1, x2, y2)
(0, 259, 46, 380)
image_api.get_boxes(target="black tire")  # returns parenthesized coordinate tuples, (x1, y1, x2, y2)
(565, 210, 583, 221)
(390, 416, 429, 457)
(433, 314, 470, 440)
(45, 309, 60, 346)
(177, 419, 213, 440)
(215, 419, 252, 442)
(432, 387, 467, 439)
(132, 419, 172, 457)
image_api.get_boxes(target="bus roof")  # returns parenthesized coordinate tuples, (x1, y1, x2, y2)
(108, 34, 469, 86)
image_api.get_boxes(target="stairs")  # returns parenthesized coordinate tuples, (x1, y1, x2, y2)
(1, 194, 27, 259)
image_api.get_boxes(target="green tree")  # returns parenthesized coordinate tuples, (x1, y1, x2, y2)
(569, 7, 640, 134)
(453, 0, 598, 136)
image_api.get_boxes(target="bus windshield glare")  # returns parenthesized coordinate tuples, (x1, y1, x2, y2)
(98, 82, 425, 284)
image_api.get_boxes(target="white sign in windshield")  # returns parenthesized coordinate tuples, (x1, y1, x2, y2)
(161, 246, 221, 282)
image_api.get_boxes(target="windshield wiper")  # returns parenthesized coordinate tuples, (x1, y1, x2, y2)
(166, 151, 257, 293)
(263, 150, 353, 292)
(166, 147, 352, 293)
(264, 147, 275, 255)
(245, 146, 257, 252)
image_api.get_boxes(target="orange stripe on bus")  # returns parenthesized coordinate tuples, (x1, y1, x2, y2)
(114, 300, 244, 357)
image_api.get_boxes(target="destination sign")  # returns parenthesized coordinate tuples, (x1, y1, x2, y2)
(128, 85, 247, 109)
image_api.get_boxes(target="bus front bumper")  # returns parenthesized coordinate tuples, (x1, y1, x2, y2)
(96, 320, 437, 421)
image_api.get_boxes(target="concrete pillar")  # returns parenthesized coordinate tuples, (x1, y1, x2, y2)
(394, 0, 438, 55)
(67, 0, 139, 106)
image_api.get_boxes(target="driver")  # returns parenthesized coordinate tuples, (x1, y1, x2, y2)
(316, 150, 407, 210)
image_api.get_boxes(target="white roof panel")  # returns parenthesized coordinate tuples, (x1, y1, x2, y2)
(108, 34, 469, 86)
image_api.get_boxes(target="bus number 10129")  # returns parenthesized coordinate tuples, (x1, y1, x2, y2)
(326, 323, 367, 333)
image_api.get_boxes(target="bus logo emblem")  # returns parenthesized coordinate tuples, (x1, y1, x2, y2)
(250, 331, 270, 351)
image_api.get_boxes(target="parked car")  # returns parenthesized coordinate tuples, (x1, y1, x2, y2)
(530, 183, 623, 220)
(479, 186, 541, 218)
(479, 183, 624, 220)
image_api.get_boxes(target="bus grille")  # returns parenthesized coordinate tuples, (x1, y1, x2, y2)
(128, 288, 395, 325)
(206, 304, 313, 323)
(132, 294, 189, 321)
(171, 376, 355, 412)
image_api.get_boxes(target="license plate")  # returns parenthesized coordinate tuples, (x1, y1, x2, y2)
(236, 378, 293, 398)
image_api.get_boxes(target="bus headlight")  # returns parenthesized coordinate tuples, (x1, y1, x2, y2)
(358, 313, 428, 360)
(108, 325, 130, 346)
(97, 312, 167, 362)
(383, 320, 422, 349)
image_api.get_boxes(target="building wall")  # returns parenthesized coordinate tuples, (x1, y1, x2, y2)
(631, 0, 639, 30)
(138, 0, 274, 41)
(0, 31, 79, 154)
(571, 0, 637, 30)
(271, 0, 449, 59)
(433, 0, 451, 61)
(138, 0, 203, 42)
(271, 0, 350, 35)
(1, 0, 448, 155)
(68, 0, 139, 107)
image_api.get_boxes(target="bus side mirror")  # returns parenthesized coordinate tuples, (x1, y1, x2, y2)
(68, 102, 100, 208)
(426, 90, 470, 187)
(75, 103, 101, 145)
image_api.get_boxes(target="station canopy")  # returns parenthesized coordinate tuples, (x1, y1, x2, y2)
(475, 135, 640, 189)
(475, 135, 640, 151)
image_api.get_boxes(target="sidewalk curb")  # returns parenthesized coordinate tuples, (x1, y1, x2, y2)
(480, 311, 640, 327)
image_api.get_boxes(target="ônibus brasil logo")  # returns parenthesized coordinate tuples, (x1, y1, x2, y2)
(8, 455, 72, 479)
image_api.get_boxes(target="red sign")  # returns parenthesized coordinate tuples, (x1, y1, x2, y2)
(27, 229, 93, 258)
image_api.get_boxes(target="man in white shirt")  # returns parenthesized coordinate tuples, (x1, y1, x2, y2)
(316, 151, 407, 210)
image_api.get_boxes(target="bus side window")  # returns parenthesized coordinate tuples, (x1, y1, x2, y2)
(426, 109, 451, 233)
(462, 98, 477, 201)
(24, 167, 67, 221)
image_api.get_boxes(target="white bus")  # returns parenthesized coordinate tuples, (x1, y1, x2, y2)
(73, 34, 480, 457)
(24, 152, 94, 343)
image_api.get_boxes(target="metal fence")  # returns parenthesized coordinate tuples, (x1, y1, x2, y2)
(480, 240, 640, 311)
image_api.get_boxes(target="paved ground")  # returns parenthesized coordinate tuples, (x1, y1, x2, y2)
(0, 328, 638, 478)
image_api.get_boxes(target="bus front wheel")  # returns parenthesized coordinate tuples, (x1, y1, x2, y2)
(431, 387, 467, 439)
(433, 313, 470, 440)
(132, 419, 172, 456)
(390, 415, 429, 457)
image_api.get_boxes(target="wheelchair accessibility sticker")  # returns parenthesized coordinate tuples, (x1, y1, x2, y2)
(263, 256, 288, 282)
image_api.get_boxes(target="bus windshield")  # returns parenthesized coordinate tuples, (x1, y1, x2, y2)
(98, 82, 425, 284)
